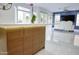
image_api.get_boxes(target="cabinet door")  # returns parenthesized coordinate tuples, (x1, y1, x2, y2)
(38, 27, 45, 49)
(23, 28, 33, 55)
(24, 27, 45, 54)
(32, 27, 45, 54)
(7, 29, 23, 55)
(32, 28, 40, 54)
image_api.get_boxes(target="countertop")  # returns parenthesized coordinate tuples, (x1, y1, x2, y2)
(0, 24, 45, 30)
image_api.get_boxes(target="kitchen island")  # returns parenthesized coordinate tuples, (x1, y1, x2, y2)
(0, 25, 45, 55)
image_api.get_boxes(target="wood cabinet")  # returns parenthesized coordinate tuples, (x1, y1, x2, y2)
(7, 28, 24, 55)
(0, 26, 45, 55)
(32, 27, 45, 54)
(23, 27, 45, 54)
(23, 28, 33, 55)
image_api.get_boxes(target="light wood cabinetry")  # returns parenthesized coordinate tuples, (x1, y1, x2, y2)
(7, 28, 24, 55)
(0, 26, 45, 55)
(32, 27, 45, 54)
(23, 28, 33, 55)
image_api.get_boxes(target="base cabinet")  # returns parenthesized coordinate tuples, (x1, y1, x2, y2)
(0, 26, 45, 55)
(7, 28, 24, 55)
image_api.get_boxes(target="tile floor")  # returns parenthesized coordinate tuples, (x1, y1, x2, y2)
(35, 29, 79, 55)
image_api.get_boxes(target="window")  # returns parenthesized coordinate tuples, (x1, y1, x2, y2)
(17, 6, 31, 24)
(16, 6, 52, 24)
(54, 14, 60, 26)
(18, 6, 30, 11)
(40, 12, 44, 24)
(48, 15, 52, 24)
(76, 13, 79, 26)
(54, 14, 60, 23)
(40, 12, 48, 24)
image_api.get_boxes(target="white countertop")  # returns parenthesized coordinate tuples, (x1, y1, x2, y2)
(0, 24, 45, 30)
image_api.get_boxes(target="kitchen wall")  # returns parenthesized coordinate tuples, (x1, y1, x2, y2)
(0, 4, 15, 24)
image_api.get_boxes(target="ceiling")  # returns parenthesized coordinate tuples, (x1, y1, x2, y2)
(34, 3, 79, 12)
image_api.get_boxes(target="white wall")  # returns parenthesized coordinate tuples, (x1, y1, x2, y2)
(0, 4, 15, 24)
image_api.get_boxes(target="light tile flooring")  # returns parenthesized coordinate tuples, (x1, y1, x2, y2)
(35, 29, 79, 55)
